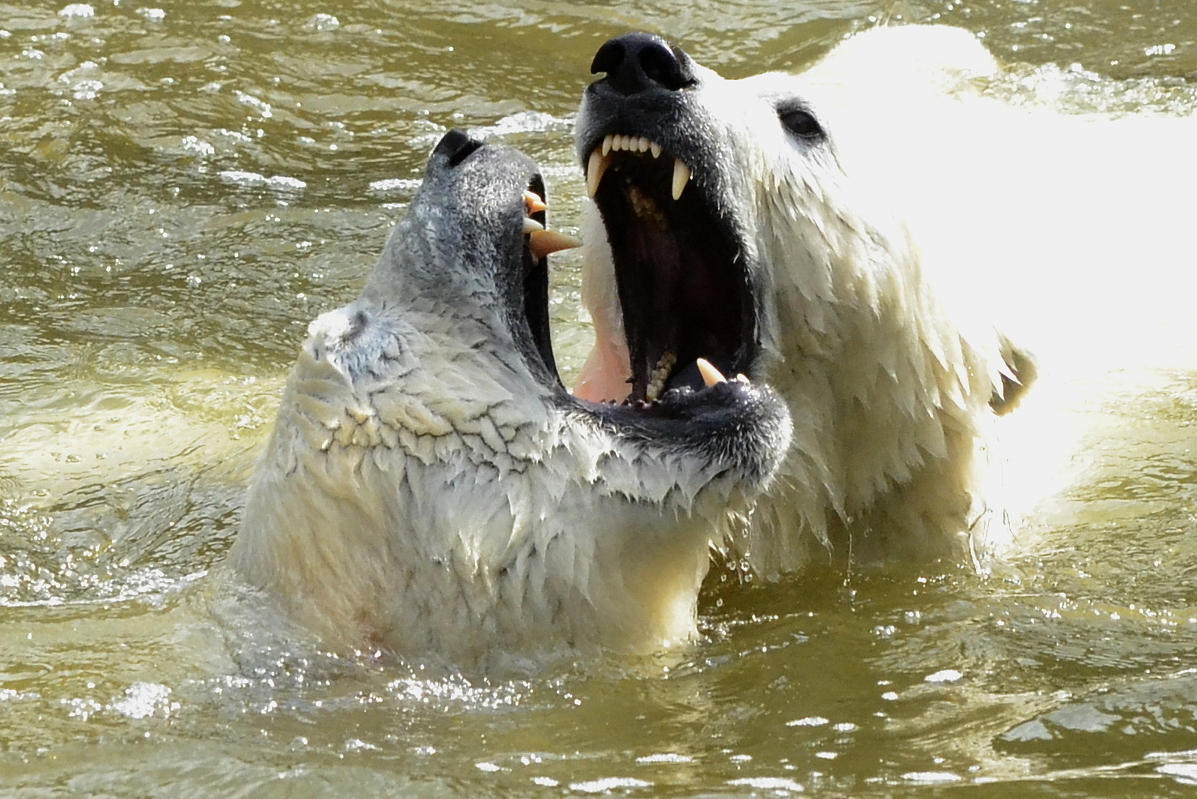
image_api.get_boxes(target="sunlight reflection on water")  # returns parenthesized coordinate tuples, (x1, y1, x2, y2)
(1, 0, 1197, 796)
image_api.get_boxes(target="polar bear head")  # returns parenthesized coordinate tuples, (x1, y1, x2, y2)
(232, 130, 791, 671)
(574, 28, 1035, 574)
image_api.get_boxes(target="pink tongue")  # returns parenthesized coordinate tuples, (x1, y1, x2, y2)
(572, 338, 632, 404)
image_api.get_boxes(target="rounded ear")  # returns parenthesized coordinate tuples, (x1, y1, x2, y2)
(990, 335, 1037, 416)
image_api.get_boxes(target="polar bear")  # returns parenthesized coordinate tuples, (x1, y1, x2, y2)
(230, 130, 791, 670)
(572, 27, 1048, 574)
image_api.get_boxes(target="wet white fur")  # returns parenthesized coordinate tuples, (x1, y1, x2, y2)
(231, 274, 768, 671)
(576, 25, 1197, 574)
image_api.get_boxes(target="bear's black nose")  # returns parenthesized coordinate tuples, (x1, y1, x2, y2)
(591, 32, 695, 95)
(433, 128, 483, 168)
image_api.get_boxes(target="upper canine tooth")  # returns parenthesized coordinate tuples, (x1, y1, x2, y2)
(522, 216, 544, 233)
(529, 229, 583, 259)
(671, 159, 691, 200)
(587, 149, 612, 198)
(602, 134, 614, 156)
(523, 190, 547, 215)
(650, 141, 662, 158)
(696, 358, 727, 387)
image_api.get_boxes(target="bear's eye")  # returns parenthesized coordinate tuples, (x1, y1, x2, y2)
(778, 103, 825, 142)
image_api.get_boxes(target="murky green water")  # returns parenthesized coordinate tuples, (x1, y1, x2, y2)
(3, 0, 1197, 795)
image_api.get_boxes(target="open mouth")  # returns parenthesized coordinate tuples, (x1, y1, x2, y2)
(516, 169, 743, 409)
(518, 176, 581, 389)
(427, 128, 787, 475)
(583, 133, 754, 402)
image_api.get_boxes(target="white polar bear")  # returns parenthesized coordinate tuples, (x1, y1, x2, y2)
(230, 130, 791, 671)
(573, 25, 1197, 575)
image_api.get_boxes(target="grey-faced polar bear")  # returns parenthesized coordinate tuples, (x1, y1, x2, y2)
(574, 26, 1044, 575)
(230, 130, 791, 669)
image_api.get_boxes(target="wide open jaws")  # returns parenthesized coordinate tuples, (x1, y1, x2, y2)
(518, 175, 581, 389)
(519, 166, 739, 407)
(584, 132, 755, 403)
(422, 128, 766, 443)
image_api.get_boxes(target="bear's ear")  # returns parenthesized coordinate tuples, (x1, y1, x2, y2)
(990, 336, 1037, 416)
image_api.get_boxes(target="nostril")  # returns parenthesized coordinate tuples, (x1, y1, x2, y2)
(639, 42, 688, 90)
(591, 32, 695, 96)
(590, 39, 626, 77)
(433, 129, 483, 168)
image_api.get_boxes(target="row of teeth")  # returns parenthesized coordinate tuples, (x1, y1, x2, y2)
(644, 353, 750, 402)
(586, 134, 693, 201)
(522, 190, 582, 259)
(585, 137, 740, 404)
(521, 183, 753, 405)
(645, 351, 677, 402)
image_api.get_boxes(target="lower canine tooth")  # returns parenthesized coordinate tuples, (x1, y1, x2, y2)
(696, 358, 727, 387)
(522, 217, 544, 233)
(529, 229, 582, 259)
(671, 159, 691, 200)
(587, 149, 611, 198)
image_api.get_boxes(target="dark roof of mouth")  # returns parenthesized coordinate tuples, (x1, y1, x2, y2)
(486, 132, 769, 451)
(583, 133, 756, 404)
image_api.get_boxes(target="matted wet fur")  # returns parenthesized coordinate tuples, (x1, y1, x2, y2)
(231, 131, 790, 671)
(573, 26, 1047, 574)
